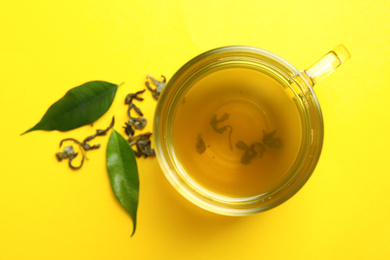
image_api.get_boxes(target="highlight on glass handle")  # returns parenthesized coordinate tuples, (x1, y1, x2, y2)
(303, 44, 351, 86)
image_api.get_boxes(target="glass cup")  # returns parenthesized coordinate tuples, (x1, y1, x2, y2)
(153, 45, 350, 216)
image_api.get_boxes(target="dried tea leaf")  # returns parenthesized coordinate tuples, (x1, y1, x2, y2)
(128, 132, 155, 157)
(55, 145, 76, 161)
(57, 117, 115, 170)
(145, 75, 166, 100)
(128, 118, 147, 130)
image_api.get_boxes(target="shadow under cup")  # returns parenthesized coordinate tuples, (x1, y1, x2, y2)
(153, 46, 324, 216)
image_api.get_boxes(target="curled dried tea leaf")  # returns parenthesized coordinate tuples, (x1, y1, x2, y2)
(82, 116, 115, 150)
(145, 75, 166, 100)
(128, 132, 155, 158)
(60, 138, 83, 148)
(128, 117, 147, 130)
(58, 139, 86, 169)
(135, 139, 155, 157)
(56, 145, 76, 161)
(125, 89, 145, 104)
(125, 90, 145, 117)
(68, 151, 84, 170)
(56, 117, 115, 170)
(124, 90, 147, 136)
(262, 130, 283, 148)
(196, 134, 206, 154)
(127, 103, 144, 117)
(96, 116, 115, 135)
(123, 122, 135, 137)
(56, 143, 84, 169)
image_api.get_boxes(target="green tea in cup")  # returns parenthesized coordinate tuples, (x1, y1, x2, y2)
(154, 45, 350, 216)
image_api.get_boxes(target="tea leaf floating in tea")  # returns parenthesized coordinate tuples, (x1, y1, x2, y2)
(106, 129, 139, 237)
(236, 131, 281, 165)
(236, 141, 258, 165)
(22, 81, 120, 135)
(210, 113, 233, 150)
(252, 142, 266, 158)
(56, 116, 115, 170)
(145, 74, 166, 100)
(262, 130, 283, 148)
(196, 134, 207, 154)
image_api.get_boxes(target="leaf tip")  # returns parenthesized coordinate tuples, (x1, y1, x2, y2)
(130, 225, 136, 237)
(130, 212, 137, 237)
(20, 128, 33, 136)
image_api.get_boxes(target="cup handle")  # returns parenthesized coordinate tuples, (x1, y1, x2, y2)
(303, 44, 351, 86)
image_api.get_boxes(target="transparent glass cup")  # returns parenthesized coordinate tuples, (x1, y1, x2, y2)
(153, 45, 350, 216)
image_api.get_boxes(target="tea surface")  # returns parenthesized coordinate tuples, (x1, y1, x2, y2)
(171, 66, 302, 198)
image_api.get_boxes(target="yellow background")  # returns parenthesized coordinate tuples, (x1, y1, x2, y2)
(1, 0, 389, 259)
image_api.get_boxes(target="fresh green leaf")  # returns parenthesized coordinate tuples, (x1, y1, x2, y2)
(22, 81, 119, 135)
(106, 129, 139, 236)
